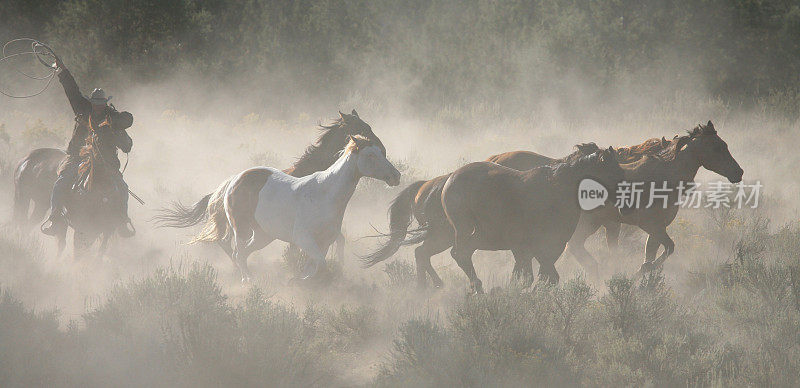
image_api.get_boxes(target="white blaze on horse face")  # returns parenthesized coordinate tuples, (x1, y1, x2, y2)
(356, 145, 400, 186)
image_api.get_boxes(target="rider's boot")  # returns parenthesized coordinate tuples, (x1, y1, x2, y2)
(118, 217, 136, 238)
(41, 212, 66, 236)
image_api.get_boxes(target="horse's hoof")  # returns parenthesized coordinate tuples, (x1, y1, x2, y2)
(118, 222, 136, 238)
(469, 284, 484, 295)
(299, 263, 319, 280)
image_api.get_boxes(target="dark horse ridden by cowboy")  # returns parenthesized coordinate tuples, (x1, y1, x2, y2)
(40, 57, 135, 239)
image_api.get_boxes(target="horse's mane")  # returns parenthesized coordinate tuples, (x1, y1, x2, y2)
(343, 134, 376, 154)
(551, 143, 608, 177)
(288, 117, 348, 175)
(559, 142, 600, 163)
(616, 137, 671, 163)
(616, 122, 717, 163)
(657, 122, 717, 161)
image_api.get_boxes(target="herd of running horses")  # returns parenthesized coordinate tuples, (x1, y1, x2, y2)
(13, 109, 744, 293)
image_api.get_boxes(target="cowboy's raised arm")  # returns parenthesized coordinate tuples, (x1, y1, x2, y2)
(57, 64, 91, 116)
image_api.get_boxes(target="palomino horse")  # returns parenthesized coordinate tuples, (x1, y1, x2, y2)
(361, 143, 602, 288)
(154, 110, 384, 266)
(363, 120, 742, 287)
(173, 135, 399, 282)
(441, 147, 625, 293)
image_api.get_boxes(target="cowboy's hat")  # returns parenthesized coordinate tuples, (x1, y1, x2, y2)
(87, 88, 112, 105)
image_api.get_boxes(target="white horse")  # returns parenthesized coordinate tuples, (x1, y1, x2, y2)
(194, 135, 400, 281)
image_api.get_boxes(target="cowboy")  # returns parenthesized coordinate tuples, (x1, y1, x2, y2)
(41, 57, 135, 237)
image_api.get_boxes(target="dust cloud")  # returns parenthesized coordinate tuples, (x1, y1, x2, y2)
(2, 2, 800, 386)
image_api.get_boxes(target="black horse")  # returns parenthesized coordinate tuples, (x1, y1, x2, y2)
(13, 147, 127, 257)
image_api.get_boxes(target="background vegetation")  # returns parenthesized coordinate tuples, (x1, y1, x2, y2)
(2, 210, 800, 386)
(2, 0, 800, 116)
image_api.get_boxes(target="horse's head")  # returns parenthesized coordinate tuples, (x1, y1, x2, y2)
(580, 146, 629, 215)
(338, 110, 386, 156)
(595, 146, 626, 192)
(347, 135, 400, 186)
(675, 121, 743, 183)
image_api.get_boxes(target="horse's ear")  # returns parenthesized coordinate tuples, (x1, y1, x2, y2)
(339, 110, 348, 120)
(607, 146, 617, 158)
(351, 109, 359, 118)
(661, 136, 668, 146)
(705, 120, 716, 133)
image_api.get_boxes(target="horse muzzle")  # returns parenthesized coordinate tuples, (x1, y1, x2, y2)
(728, 167, 744, 183)
(384, 171, 401, 187)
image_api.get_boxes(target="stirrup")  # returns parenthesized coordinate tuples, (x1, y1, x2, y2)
(41, 216, 65, 236)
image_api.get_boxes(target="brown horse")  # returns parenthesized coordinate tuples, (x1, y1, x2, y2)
(363, 120, 741, 287)
(361, 143, 603, 288)
(442, 147, 625, 293)
(568, 121, 743, 274)
(154, 110, 386, 269)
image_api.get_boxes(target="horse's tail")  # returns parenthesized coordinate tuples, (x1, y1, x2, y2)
(189, 178, 233, 244)
(153, 194, 212, 228)
(360, 180, 426, 268)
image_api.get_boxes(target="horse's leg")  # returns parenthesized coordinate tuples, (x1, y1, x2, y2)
(450, 246, 481, 294)
(413, 228, 451, 289)
(565, 214, 602, 275)
(450, 230, 482, 294)
(56, 227, 67, 258)
(232, 229, 273, 283)
(216, 235, 237, 267)
(647, 229, 674, 269)
(604, 221, 621, 253)
(511, 249, 535, 288)
(536, 245, 565, 285)
(293, 235, 328, 280)
(12, 186, 30, 227)
(97, 233, 111, 258)
(334, 231, 346, 261)
(224, 167, 273, 281)
(73, 231, 90, 260)
(636, 233, 663, 275)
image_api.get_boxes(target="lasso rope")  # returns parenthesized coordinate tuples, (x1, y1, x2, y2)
(0, 38, 60, 98)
